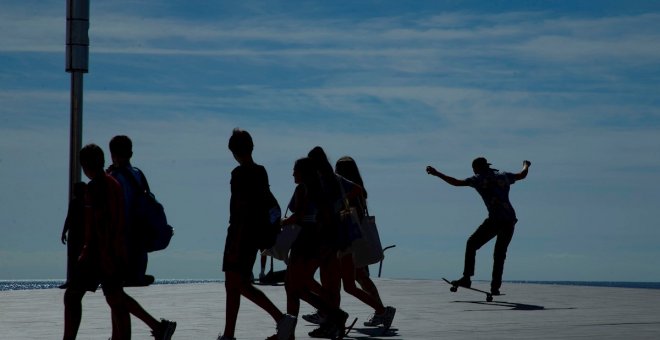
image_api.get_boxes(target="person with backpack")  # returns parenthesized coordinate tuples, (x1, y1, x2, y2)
(219, 128, 295, 340)
(106, 135, 177, 339)
(63, 144, 175, 340)
(426, 157, 531, 295)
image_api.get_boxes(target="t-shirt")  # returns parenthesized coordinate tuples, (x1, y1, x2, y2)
(465, 170, 518, 221)
(229, 163, 269, 228)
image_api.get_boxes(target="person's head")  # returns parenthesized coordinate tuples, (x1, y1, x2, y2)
(472, 157, 492, 175)
(109, 135, 133, 164)
(293, 157, 316, 185)
(80, 144, 105, 179)
(307, 146, 334, 176)
(228, 128, 254, 160)
(335, 156, 367, 199)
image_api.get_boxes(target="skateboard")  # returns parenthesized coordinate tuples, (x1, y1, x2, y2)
(442, 277, 503, 302)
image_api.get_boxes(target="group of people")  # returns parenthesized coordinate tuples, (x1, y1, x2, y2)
(60, 136, 176, 340)
(61, 127, 531, 340)
(221, 129, 396, 340)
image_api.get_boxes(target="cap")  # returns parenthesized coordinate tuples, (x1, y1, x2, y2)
(472, 157, 491, 170)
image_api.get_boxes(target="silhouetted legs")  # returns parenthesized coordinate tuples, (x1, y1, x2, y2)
(463, 218, 516, 290)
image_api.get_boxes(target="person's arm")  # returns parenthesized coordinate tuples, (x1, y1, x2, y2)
(426, 166, 469, 187)
(514, 160, 531, 181)
(281, 185, 305, 226)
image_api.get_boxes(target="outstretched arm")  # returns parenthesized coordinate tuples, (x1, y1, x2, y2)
(514, 160, 531, 181)
(426, 166, 469, 187)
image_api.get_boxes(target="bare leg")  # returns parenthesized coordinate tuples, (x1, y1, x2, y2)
(355, 267, 383, 306)
(123, 292, 161, 331)
(63, 288, 85, 340)
(340, 254, 384, 313)
(223, 272, 242, 338)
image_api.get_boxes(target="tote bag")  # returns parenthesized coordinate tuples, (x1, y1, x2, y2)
(262, 209, 300, 263)
(351, 206, 384, 268)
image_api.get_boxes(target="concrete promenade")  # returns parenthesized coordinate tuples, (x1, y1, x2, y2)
(1, 279, 659, 339)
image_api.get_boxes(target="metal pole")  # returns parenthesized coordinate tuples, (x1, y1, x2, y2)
(66, 0, 89, 200)
(68, 73, 83, 199)
(378, 245, 396, 278)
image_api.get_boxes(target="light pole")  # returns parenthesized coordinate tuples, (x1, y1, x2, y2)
(65, 0, 89, 200)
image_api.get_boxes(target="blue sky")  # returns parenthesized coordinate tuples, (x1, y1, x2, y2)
(1, 0, 660, 282)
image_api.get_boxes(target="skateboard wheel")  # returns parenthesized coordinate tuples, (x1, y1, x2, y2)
(486, 295, 493, 302)
(450, 286, 457, 292)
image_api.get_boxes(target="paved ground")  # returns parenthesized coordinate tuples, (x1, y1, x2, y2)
(1, 279, 659, 339)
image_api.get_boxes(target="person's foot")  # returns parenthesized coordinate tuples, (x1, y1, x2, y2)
(302, 310, 326, 325)
(382, 306, 396, 329)
(363, 311, 385, 327)
(451, 276, 472, 288)
(491, 287, 501, 296)
(277, 314, 297, 340)
(217, 335, 236, 340)
(152, 319, 176, 340)
(308, 323, 338, 339)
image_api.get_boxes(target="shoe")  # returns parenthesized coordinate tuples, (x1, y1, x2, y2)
(152, 319, 176, 340)
(302, 310, 326, 325)
(277, 314, 297, 340)
(382, 306, 396, 329)
(363, 311, 385, 327)
(451, 276, 472, 288)
(491, 288, 501, 296)
(308, 323, 338, 339)
(217, 335, 236, 340)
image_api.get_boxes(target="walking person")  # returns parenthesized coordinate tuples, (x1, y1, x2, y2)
(220, 128, 295, 340)
(282, 157, 350, 339)
(63, 144, 174, 340)
(426, 157, 531, 295)
(106, 135, 177, 339)
(334, 156, 396, 329)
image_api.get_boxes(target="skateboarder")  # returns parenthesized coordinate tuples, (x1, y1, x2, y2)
(426, 157, 531, 295)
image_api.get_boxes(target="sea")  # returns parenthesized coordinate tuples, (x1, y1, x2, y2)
(1, 279, 660, 292)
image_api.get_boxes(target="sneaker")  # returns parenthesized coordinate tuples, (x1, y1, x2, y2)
(491, 288, 501, 296)
(382, 306, 396, 329)
(217, 335, 236, 340)
(308, 323, 338, 339)
(277, 314, 297, 340)
(451, 276, 472, 288)
(302, 310, 326, 325)
(152, 319, 176, 340)
(363, 311, 385, 327)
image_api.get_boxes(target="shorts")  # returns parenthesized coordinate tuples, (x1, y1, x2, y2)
(222, 224, 258, 280)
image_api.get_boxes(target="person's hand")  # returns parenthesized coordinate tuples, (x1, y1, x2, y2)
(523, 160, 531, 168)
(426, 166, 438, 176)
(61, 230, 68, 244)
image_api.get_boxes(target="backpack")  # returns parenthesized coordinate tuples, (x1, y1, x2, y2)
(256, 190, 281, 251)
(120, 167, 174, 252)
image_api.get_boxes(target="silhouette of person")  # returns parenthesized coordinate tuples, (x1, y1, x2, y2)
(220, 128, 295, 340)
(60, 181, 86, 289)
(106, 135, 152, 286)
(334, 156, 396, 328)
(106, 135, 177, 338)
(426, 157, 531, 295)
(281, 157, 350, 339)
(63, 144, 176, 340)
(302, 147, 362, 331)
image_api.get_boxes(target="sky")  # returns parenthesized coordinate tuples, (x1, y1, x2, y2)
(1, 0, 660, 282)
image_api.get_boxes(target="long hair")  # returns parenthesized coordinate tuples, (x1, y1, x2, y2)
(335, 156, 367, 199)
(294, 157, 322, 202)
(308, 146, 340, 200)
